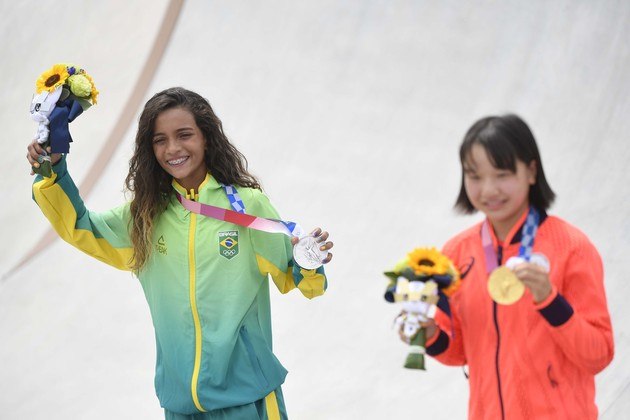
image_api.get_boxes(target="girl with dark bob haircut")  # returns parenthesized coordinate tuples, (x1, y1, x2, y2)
(418, 114, 614, 419)
(27, 87, 334, 419)
(455, 114, 555, 213)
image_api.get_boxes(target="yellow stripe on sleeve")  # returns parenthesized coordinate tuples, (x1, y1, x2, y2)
(33, 178, 133, 270)
(255, 254, 296, 294)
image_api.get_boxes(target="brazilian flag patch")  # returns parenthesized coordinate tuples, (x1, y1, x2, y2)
(219, 230, 239, 260)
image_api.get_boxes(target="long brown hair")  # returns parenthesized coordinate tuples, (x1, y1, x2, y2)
(125, 87, 261, 270)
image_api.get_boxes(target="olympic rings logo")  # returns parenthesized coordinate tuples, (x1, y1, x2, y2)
(222, 249, 237, 257)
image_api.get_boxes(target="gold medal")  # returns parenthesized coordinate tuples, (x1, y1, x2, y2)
(487, 266, 525, 305)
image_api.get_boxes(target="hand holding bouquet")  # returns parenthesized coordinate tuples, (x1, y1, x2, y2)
(384, 247, 461, 370)
(30, 63, 98, 176)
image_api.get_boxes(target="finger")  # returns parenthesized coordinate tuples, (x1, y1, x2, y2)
(520, 276, 552, 301)
(512, 263, 529, 278)
(316, 231, 329, 242)
(512, 264, 535, 279)
(518, 273, 550, 296)
(322, 252, 333, 264)
(521, 273, 549, 287)
(27, 143, 37, 157)
(27, 151, 39, 165)
(27, 144, 44, 161)
(515, 262, 545, 275)
(397, 328, 410, 344)
(419, 319, 436, 328)
(291, 236, 299, 246)
(26, 152, 39, 167)
(514, 266, 546, 284)
(310, 227, 322, 237)
(32, 142, 45, 155)
(320, 241, 333, 251)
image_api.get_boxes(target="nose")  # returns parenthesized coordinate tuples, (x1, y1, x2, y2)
(164, 138, 180, 154)
(480, 178, 499, 197)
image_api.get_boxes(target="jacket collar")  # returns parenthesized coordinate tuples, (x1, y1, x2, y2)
(171, 173, 221, 199)
(486, 206, 548, 247)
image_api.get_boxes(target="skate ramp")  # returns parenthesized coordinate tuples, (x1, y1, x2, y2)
(1, 1, 629, 418)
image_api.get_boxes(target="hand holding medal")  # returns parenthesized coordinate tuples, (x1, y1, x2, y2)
(291, 228, 333, 269)
(510, 255, 553, 303)
(485, 207, 551, 305)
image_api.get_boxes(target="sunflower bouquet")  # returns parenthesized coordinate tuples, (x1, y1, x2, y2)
(30, 63, 99, 176)
(383, 247, 461, 370)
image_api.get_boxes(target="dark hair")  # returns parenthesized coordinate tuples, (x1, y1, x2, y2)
(124, 87, 260, 270)
(454, 114, 555, 213)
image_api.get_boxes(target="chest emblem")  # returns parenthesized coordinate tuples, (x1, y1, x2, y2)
(219, 230, 239, 259)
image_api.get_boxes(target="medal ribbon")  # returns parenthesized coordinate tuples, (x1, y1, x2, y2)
(481, 206, 540, 273)
(518, 209, 540, 261)
(176, 187, 303, 237)
(221, 184, 246, 214)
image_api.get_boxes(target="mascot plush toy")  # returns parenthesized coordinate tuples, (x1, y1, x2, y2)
(384, 247, 462, 370)
(30, 64, 98, 176)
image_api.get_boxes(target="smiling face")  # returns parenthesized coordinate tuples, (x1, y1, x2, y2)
(463, 144, 536, 240)
(152, 107, 207, 192)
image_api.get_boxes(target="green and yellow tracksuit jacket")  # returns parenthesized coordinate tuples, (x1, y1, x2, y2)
(32, 157, 327, 414)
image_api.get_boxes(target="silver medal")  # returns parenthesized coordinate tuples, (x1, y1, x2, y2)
(505, 253, 550, 273)
(293, 235, 327, 269)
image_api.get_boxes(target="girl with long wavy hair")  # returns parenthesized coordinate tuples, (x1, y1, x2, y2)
(28, 87, 334, 419)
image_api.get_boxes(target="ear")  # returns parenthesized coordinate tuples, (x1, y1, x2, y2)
(527, 160, 537, 185)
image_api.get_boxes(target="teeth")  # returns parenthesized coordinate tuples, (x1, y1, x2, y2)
(168, 157, 187, 165)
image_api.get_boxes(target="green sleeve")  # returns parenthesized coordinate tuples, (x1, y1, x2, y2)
(32, 156, 134, 270)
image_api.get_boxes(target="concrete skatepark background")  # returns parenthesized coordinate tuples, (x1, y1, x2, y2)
(1, 1, 629, 418)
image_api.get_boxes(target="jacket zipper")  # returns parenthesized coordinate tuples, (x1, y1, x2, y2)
(188, 194, 206, 412)
(493, 245, 506, 420)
